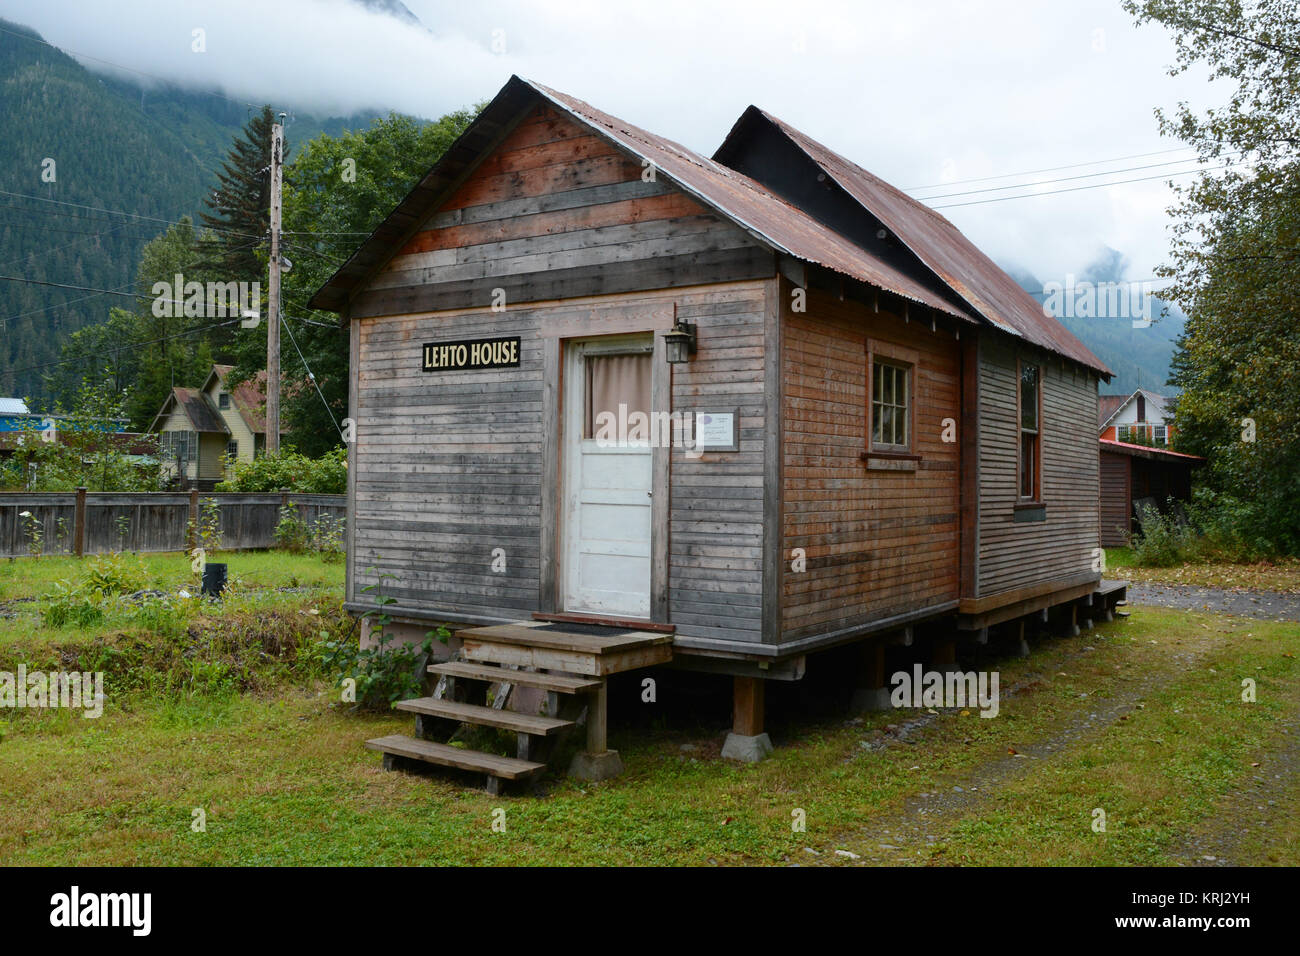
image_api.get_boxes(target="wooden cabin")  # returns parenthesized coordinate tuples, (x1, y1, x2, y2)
(1100, 439, 1204, 547)
(308, 76, 1126, 791)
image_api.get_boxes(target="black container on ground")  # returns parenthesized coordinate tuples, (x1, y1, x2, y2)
(201, 562, 227, 598)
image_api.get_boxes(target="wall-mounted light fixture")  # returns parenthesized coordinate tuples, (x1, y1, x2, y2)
(663, 320, 697, 364)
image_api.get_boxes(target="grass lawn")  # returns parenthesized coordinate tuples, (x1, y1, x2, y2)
(2, 592, 1298, 866)
(1105, 547, 1300, 592)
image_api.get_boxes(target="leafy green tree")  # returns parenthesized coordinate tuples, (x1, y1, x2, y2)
(1125, 0, 1300, 554)
(224, 108, 479, 455)
(0, 378, 160, 491)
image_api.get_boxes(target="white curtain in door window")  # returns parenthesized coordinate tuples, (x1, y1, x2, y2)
(584, 352, 652, 440)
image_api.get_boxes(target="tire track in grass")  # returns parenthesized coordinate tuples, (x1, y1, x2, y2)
(812, 617, 1236, 865)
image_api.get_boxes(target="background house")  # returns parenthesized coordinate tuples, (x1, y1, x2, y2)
(149, 365, 270, 489)
(1100, 388, 1173, 446)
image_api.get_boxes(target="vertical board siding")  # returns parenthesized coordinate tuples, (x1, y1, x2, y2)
(1100, 451, 1132, 547)
(0, 493, 344, 557)
(780, 291, 962, 640)
(977, 337, 1100, 594)
(352, 282, 769, 643)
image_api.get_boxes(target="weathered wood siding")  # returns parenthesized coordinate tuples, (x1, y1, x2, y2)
(780, 289, 962, 640)
(977, 337, 1101, 595)
(345, 103, 775, 643)
(1099, 450, 1131, 547)
(668, 283, 769, 643)
(351, 282, 770, 643)
(351, 104, 771, 320)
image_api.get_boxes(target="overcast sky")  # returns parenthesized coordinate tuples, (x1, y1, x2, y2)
(5, 0, 1223, 288)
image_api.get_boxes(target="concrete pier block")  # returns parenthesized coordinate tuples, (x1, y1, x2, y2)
(722, 732, 773, 763)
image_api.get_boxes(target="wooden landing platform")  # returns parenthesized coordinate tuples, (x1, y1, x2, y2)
(456, 621, 673, 676)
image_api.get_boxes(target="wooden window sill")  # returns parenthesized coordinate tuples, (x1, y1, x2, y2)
(861, 450, 920, 472)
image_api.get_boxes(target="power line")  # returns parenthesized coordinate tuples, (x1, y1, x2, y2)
(0, 187, 260, 240)
(905, 146, 1197, 191)
(930, 161, 1247, 210)
(4, 317, 245, 377)
(915, 154, 1240, 202)
(0, 238, 263, 327)
(280, 313, 343, 441)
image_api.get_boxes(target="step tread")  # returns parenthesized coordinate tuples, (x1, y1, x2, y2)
(458, 622, 673, 654)
(428, 661, 600, 693)
(365, 734, 543, 778)
(394, 697, 574, 735)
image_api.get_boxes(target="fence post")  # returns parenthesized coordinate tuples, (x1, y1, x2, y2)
(188, 488, 199, 551)
(74, 487, 87, 558)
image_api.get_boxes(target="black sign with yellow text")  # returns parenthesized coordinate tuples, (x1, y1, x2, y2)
(421, 336, 521, 372)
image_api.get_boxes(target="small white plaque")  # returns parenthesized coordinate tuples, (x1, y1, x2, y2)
(694, 410, 738, 451)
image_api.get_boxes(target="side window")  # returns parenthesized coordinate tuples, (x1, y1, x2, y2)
(218, 393, 231, 410)
(871, 360, 910, 450)
(864, 338, 919, 459)
(1152, 424, 1167, 446)
(1019, 362, 1040, 500)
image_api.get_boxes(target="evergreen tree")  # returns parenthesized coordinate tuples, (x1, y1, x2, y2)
(200, 104, 278, 282)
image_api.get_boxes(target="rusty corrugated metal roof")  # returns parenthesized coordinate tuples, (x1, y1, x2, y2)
(724, 108, 1110, 375)
(525, 80, 978, 326)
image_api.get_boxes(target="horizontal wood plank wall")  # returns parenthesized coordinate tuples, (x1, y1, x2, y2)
(351, 281, 770, 639)
(350, 104, 771, 319)
(1099, 450, 1131, 547)
(978, 337, 1101, 595)
(667, 283, 769, 643)
(346, 101, 776, 636)
(780, 290, 962, 641)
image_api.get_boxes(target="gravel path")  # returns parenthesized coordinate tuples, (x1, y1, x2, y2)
(1127, 583, 1300, 622)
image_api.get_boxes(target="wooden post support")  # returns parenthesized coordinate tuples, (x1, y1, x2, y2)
(187, 488, 199, 550)
(932, 637, 957, 672)
(73, 486, 87, 558)
(867, 643, 886, 690)
(733, 675, 765, 737)
(586, 680, 608, 754)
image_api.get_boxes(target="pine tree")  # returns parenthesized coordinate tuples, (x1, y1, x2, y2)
(200, 104, 278, 281)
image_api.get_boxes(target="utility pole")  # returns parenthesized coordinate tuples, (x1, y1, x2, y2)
(266, 117, 284, 455)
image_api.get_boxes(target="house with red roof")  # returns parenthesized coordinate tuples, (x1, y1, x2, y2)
(148, 365, 272, 489)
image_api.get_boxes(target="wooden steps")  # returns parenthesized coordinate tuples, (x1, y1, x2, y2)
(428, 660, 601, 694)
(368, 621, 673, 792)
(395, 697, 574, 736)
(364, 734, 544, 780)
(458, 622, 673, 676)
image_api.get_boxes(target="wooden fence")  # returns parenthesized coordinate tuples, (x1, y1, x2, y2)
(0, 490, 346, 558)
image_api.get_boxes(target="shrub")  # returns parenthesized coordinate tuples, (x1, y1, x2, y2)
(215, 447, 346, 494)
(1130, 501, 1196, 567)
(319, 569, 448, 710)
(274, 505, 311, 553)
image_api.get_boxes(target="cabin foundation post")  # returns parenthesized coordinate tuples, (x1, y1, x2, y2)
(932, 636, 959, 673)
(850, 642, 892, 712)
(722, 676, 772, 762)
(1066, 603, 1081, 637)
(567, 680, 624, 782)
(1015, 620, 1030, 658)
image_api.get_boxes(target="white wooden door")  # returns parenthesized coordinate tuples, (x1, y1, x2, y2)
(563, 337, 653, 617)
